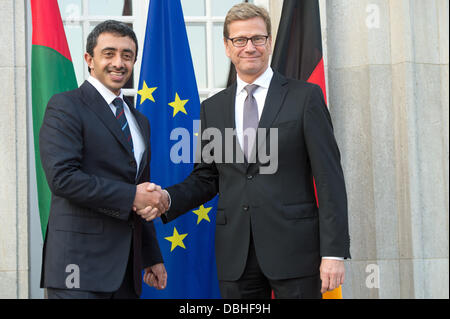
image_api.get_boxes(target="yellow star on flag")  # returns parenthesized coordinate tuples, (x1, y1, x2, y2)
(168, 92, 188, 117)
(137, 81, 157, 104)
(164, 227, 188, 252)
(192, 205, 212, 224)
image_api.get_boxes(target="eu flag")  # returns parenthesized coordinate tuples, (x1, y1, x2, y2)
(137, 0, 221, 298)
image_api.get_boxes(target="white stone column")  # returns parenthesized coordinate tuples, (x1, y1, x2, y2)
(326, 0, 449, 298)
(0, 0, 29, 299)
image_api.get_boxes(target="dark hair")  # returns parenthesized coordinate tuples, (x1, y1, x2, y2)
(86, 20, 138, 73)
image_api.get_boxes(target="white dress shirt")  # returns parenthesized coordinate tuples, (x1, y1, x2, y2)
(234, 68, 343, 262)
(235, 66, 273, 149)
(87, 76, 145, 176)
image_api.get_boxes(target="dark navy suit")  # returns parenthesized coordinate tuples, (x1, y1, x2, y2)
(39, 81, 162, 297)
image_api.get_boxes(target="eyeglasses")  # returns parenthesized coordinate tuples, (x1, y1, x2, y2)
(226, 35, 269, 47)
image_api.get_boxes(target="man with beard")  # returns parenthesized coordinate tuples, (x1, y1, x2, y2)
(39, 20, 168, 299)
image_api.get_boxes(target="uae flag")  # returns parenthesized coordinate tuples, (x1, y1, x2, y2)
(31, 0, 77, 238)
(271, 0, 341, 299)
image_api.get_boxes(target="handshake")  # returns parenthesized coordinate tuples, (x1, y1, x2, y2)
(132, 182, 169, 222)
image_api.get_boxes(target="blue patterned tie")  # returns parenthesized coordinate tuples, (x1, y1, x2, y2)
(113, 97, 134, 152)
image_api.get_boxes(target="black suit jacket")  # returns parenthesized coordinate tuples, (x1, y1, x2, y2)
(39, 81, 163, 295)
(162, 71, 350, 281)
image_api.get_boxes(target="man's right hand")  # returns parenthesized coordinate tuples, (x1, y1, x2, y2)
(133, 182, 168, 218)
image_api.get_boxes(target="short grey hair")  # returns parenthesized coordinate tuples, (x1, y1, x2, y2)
(223, 3, 271, 38)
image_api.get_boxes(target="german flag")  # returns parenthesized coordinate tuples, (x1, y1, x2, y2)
(271, 0, 341, 299)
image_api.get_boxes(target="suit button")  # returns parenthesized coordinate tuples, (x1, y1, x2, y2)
(243, 205, 249, 212)
(130, 160, 137, 168)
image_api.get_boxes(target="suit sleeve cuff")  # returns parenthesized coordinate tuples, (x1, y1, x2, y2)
(162, 189, 171, 209)
(160, 189, 171, 224)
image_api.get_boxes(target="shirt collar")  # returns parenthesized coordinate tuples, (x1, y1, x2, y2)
(236, 66, 274, 95)
(87, 75, 124, 106)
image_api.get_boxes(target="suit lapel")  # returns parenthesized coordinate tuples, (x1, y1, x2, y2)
(224, 82, 237, 131)
(127, 98, 150, 182)
(222, 83, 247, 173)
(80, 81, 135, 158)
(253, 72, 289, 162)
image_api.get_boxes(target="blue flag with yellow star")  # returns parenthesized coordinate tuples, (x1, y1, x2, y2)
(137, 0, 220, 298)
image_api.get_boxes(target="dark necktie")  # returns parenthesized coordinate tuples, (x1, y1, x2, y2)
(112, 97, 140, 294)
(113, 97, 134, 152)
(243, 84, 259, 160)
